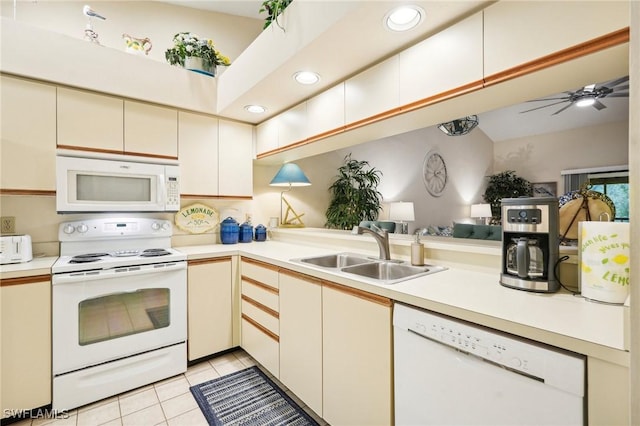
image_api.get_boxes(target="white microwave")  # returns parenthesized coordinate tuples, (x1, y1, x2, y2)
(56, 154, 180, 213)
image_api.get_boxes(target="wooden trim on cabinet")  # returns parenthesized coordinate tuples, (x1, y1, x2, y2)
(56, 145, 123, 156)
(241, 276, 279, 294)
(242, 294, 279, 319)
(279, 268, 322, 285)
(1, 274, 50, 287)
(484, 27, 630, 87)
(181, 194, 253, 200)
(188, 256, 232, 266)
(242, 313, 279, 342)
(122, 151, 178, 161)
(400, 79, 485, 114)
(322, 280, 392, 307)
(241, 257, 280, 272)
(0, 189, 56, 196)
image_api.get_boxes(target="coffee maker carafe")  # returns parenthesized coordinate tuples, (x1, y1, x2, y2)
(500, 197, 559, 292)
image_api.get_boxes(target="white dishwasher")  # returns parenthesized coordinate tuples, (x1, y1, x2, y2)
(393, 303, 585, 425)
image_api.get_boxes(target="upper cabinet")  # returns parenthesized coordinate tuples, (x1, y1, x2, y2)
(1, 75, 57, 192)
(178, 111, 219, 196)
(218, 120, 253, 197)
(483, 1, 630, 78)
(124, 101, 178, 158)
(307, 83, 345, 139)
(256, 116, 279, 155)
(57, 87, 123, 153)
(345, 56, 399, 125)
(399, 12, 483, 106)
(278, 102, 308, 149)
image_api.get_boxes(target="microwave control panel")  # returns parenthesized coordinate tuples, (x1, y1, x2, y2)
(166, 176, 180, 210)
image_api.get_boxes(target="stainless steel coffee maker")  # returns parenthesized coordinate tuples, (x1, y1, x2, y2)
(500, 197, 559, 292)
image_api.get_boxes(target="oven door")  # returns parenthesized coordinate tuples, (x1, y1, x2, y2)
(52, 261, 187, 375)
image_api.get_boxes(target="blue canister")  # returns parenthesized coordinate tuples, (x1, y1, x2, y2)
(239, 222, 253, 243)
(254, 224, 267, 242)
(220, 217, 239, 244)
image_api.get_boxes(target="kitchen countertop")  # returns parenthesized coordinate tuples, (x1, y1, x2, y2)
(0, 256, 57, 279)
(178, 240, 630, 364)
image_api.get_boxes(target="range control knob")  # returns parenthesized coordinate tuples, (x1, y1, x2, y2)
(76, 224, 89, 233)
(509, 357, 523, 369)
(63, 224, 76, 234)
(151, 222, 161, 231)
(162, 222, 171, 231)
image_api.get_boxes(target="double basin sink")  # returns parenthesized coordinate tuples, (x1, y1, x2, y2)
(291, 252, 446, 285)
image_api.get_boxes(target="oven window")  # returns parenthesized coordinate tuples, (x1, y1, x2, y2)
(78, 288, 169, 346)
(77, 174, 152, 202)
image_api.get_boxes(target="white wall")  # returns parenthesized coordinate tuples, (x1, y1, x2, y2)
(252, 124, 495, 233)
(493, 120, 629, 194)
(0, 0, 262, 66)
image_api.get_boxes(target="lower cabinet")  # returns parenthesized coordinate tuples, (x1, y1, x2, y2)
(187, 257, 233, 361)
(322, 282, 393, 426)
(240, 259, 280, 377)
(279, 270, 323, 415)
(1, 276, 52, 417)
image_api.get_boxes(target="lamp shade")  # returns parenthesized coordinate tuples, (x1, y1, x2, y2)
(269, 163, 311, 187)
(389, 202, 415, 221)
(470, 203, 492, 218)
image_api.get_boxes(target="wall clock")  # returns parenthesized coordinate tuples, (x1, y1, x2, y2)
(423, 151, 447, 197)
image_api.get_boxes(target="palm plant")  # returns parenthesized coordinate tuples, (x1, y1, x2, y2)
(325, 154, 383, 230)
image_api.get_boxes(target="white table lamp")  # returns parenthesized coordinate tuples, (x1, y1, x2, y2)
(470, 203, 492, 225)
(389, 202, 415, 234)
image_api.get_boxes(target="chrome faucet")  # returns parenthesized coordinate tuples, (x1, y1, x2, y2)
(352, 224, 391, 260)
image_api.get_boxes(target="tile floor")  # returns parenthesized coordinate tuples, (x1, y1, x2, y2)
(11, 349, 326, 426)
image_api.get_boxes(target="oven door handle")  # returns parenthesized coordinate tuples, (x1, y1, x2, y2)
(53, 261, 186, 284)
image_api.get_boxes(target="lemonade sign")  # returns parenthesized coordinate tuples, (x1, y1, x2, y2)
(175, 203, 219, 234)
(579, 221, 630, 304)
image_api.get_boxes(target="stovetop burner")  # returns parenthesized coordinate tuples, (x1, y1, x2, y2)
(69, 253, 110, 263)
(140, 248, 171, 257)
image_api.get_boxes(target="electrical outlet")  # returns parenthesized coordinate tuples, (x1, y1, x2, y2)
(1, 216, 16, 234)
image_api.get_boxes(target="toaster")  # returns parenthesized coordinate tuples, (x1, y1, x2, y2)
(0, 235, 33, 264)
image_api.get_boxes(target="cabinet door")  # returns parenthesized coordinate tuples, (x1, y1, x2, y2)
(178, 111, 219, 196)
(124, 100, 178, 158)
(218, 119, 253, 197)
(345, 56, 399, 125)
(57, 87, 124, 153)
(256, 116, 279, 156)
(279, 270, 322, 415)
(278, 102, 307, 148)
(187, 258, 233, 361)
(484, 1, 630, 77)
(399, 12, 483, 106)
(307, 83, 345, 138)
(322, 283, 392, 426)
(1, 75, 56, 191)
(1, 277, 51, 416)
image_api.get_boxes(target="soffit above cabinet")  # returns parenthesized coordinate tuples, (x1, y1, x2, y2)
(217, 0, 489, 124)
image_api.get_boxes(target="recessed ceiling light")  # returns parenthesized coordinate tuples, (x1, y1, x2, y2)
(384, 5, 424, 32)
(244, 105, 266, 113)
(293, 71, 320, 85)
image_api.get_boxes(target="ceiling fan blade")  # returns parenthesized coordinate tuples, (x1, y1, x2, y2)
(592, 100, 607, 111)
(525, 96, 571, 102)
(520, 100, 569, 113)
(606, 76, 629, 87)
(611, 84, 629, 92)
(552, 103, 574, 115)
(606, 93, 629, 98)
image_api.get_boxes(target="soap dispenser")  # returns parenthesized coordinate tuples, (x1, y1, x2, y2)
(411, 231, 425, 266)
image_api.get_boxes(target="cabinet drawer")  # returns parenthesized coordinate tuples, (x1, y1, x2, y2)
(241, 318, 279, 378)
(241, 295, 279, 336)
(241, 259, 279, 289)
(241, 279, 279, 312)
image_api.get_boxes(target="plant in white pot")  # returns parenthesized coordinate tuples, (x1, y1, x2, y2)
(165, 32, 231, 76)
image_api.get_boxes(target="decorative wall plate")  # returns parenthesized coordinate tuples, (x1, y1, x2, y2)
(175, 203, 219, 234)
(423, 150, 447, 197)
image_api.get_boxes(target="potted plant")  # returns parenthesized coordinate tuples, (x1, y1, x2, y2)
(325, 154, 383, 230)
(165, 32, 231, 76)
(259, 0, 292, 30)
(483, 170, 533, 223)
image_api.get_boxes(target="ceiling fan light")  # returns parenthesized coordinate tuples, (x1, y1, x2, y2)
(576, 96, 596, 107)
(438, 115, 479, 136)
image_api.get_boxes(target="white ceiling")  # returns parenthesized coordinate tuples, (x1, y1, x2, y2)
(477, 76, 630, 142)
(163, 1, 265, 20)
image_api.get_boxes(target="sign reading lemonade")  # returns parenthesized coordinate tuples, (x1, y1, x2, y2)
(175, 203, 219, 234)
(579, 221, 630, 304)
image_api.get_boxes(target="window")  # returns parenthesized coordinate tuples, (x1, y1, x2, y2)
(589, 173, 629, 222)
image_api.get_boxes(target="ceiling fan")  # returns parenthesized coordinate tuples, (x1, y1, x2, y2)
(520, 76, 629, 115)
